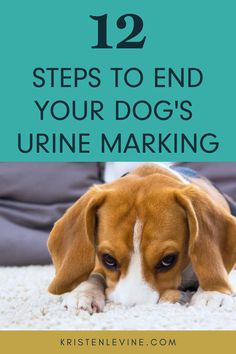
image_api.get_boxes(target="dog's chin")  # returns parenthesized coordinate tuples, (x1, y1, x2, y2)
(106, 284, 159, 307)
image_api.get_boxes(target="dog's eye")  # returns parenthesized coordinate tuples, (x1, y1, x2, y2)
(156, 254, 177, 272)
(102, 253, 119, 270)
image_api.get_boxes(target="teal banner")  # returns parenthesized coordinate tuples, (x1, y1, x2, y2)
(1, 0, 235, 161)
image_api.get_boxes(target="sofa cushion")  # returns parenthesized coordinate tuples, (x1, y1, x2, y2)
(0, 162, 101, 266)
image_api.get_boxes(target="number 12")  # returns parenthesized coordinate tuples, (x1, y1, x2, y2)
(90, 14, 146, 49)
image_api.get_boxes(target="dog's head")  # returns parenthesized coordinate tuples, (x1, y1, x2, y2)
(48, 164, 236, 305)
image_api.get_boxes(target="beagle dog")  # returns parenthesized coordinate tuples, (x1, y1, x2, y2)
(47, 163, 236, 313)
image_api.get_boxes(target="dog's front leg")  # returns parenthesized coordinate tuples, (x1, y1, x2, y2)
(62, 273, 106, 314)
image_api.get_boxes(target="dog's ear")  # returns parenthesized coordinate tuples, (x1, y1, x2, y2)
(175, 186, 236, 294)
(48, 186, 106, 295)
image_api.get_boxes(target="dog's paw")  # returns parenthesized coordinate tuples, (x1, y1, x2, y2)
(190, 288, 234, 309)
(159, 290, 194, 305)
(62, 281, 105, 314)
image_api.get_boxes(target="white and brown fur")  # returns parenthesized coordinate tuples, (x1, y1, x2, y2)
(48, 164, 236, 313)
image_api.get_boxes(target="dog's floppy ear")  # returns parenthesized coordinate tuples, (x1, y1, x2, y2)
(48, 185, 106, 295)
(175, 186, 236, 294)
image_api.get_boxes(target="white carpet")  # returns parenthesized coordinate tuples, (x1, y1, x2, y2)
(1, 265, 236, 330)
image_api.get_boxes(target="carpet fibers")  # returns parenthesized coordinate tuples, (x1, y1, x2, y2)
(1, 266, 236, 330)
